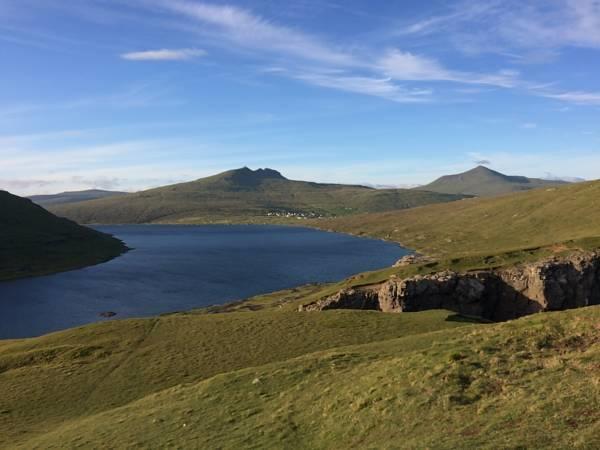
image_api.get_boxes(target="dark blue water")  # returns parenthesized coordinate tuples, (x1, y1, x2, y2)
(0, 225, 409, 339)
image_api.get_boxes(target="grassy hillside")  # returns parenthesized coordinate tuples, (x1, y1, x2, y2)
(0, 190, 127, 281)
(0, 310, 478, 448)
(49, 167, 467, 224)
(4, 307, 597, 449)
(318, 179, 600, 260)
(418, 165, 567, 197)
(29, 189, 127, 207)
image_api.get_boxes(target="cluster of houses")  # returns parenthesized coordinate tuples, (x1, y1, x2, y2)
(266, 211, 324, 219)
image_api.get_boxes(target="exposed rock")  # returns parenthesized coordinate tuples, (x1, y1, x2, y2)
(99, 311, 117, 318)
(300, 252, 600, 321)
(393, 254, 432, 267)
(298, 288, 379, 312)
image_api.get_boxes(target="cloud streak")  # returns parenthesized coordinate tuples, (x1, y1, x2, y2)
(121, 48, 206, 61)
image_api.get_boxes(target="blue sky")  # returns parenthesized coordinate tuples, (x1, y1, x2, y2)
(1, 0, 600, 195)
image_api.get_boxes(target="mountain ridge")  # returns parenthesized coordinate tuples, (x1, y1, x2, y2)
(49, 167, 468, 224)
(29, 189, 127, 207)
(418, 165, 568, 197)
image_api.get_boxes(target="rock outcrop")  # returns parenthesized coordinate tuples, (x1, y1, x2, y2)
(299, 252, 600, 321)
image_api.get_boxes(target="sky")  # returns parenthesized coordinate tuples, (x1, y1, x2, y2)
(1, 0, 600, 195)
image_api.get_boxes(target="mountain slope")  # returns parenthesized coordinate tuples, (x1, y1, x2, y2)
(0, 190, 127, 281)
(49, 167, 468, 224)
(29, 189, 127, 207)
(419, 165, 568, 197)
(8, 307, 598, 449)
(319, 179, 600, 260)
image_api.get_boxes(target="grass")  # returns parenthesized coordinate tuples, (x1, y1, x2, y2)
(316, 179, 600, 259)
(0, 190, 127, 281)
(0, 310, 479, 448)
(49, 167, 467, 224)
(8, 307, 598, 449)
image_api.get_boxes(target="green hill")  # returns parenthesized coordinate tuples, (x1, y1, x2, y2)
(29, 189, 127, 207)
(319, 179, 600, 261)
(0, 190, 127, 281)
(418, 165, 568, 197)
(48, 167, 467, 224)
(1, 307, 596, 449)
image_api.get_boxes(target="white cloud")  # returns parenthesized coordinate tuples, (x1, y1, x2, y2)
(290, 71, 432, 103)
(539, 90, 600, 106)
(121, 48, 206, 61)
(379, 50, 519, 87)
(154, 0, 357, 66)
(521, 122, 538, 129)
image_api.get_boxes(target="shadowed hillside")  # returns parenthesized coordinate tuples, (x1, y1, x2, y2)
(49, 167, 468, 224)
(418, 165, 568, 197)
(0, 190, 127, 281)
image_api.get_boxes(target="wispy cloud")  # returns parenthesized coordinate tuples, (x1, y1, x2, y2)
(291, 71, 432, 103)
(153, 0, 357, 66)
(538, 90, 600, 106)
(521, 122, 538, 129)
(379, 50, 520, 87)
(402, 0, 600, 54)
(121, 48, 206, 61)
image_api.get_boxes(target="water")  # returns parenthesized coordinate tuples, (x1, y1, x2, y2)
(0, 225, 409, 339)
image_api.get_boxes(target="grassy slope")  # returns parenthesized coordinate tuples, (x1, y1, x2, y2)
(14, 307, 599, 449)
(419, 165, 567, 197)
(49, 168, 466, 224)
(318, 180, 600, 259)
(0, 191, 127, 281)
(0, 310, 478, 448)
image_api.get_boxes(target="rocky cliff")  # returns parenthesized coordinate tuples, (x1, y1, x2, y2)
(299, 252, 600, 321)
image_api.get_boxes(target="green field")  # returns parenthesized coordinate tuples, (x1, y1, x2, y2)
(48, 167, 467, 224)
(1, 307, 596, 449)
(0, 310, 480, 448)
(0, 190, 127, 281)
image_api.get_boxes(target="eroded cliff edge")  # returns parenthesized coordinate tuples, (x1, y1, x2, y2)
(299, 252, 600, 321)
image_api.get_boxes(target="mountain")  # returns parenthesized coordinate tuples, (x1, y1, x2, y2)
(29, 189, 127, 207)
(0, 190, 127, 281)
(48, 167, 468, 224)
(418, 165, 568, 197)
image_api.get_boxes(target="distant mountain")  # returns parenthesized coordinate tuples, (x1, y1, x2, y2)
(418, 166, 569, 197)
(29, 189, 127, 207)
(49, 167, 468, 224)
(0, 190, 126, 281)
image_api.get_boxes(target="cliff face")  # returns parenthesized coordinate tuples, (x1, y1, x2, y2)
(300, 252, 600, 321)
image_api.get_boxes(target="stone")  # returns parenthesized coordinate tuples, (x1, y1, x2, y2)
(300, 251, 600, 321)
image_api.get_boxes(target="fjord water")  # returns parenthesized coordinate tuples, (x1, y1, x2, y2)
(0, 225, 408, 339)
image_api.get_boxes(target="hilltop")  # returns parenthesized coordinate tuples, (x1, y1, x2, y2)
(418, 165, 568, 197)
(48, 167, 467, 224)
(0, 190, 127, 281)
(29, 189, 127, 207)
